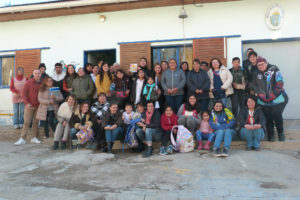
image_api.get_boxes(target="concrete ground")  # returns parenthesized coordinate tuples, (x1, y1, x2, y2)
(0, 120, 300, 200)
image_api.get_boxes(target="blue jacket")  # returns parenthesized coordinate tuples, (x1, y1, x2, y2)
(209, 110, 236, 130)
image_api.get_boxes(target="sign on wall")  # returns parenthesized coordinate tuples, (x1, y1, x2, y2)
(265, 4, 284, 30)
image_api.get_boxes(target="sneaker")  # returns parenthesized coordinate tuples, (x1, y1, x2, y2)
(19, 124, 23, 129)
(213, 148, 221, 157)
(221, 148, 229, 157)
(167, 145, 174, 154)
(159, 146, 167, 155)
(14, 125, 19, 129)
(15, 138, 26, 145)
(246, 146, 252, 151)
(31, 137, 41, 144)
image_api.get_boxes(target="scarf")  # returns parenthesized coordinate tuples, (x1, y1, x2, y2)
(143, 83, 156, 101)
(247, 110, 255, 125)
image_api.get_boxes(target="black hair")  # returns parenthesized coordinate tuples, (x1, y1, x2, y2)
(200, 110, 210, 119)
(64, 64, 78, 81)
(180, 61, 189, 72)
(248, 51, 258, 58)
(55, 63, 62, 68)
(169, 58, 177, 64)
(99, 62, 113, 82)
(210, 58, 223, 70)
(245, 95, 258, 108)
(98, 92, 107, 98)
(247, 48, 254, 52)
(161, 61, 169, 66)
(146, 100, 155, 107)
(125, 103, 133, 108)
(200, 61, 209, 67)
(39, 63, 46, 69)
(164, 105, 174, 113)
(212, 99, 225, 112)
(185, 94, 201, 112)
(193, 59, 201, 65)
(232, 57, 240, 62)
(84, 63, 93, 74)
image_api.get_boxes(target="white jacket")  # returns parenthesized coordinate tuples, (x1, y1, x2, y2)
(207, 66, 233, 98)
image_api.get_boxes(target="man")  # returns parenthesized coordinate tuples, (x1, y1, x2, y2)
(52, 63, 66, 98)
(111, 62, 120, 74)
(30, 63, 49, 80)
(245, 51, 258, 83)
(15, 69, 42, 145)
(243, 48, 254, 70)
(200, 61, 210, 72)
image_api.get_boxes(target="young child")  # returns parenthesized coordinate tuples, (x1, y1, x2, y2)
(122, 103, 134, 125)
(196, 111, 214, 150)
(143, 76, 161, 108)
(160, 106, 178, 155)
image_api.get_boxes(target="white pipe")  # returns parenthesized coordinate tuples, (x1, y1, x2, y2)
(0, 0, 139, 14)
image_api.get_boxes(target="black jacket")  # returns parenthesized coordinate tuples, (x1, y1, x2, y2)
(102, 110, 123, 127)
(130, 78, 146, 105)
(187, 69, 210, 100)
(141, 110, 161, 130)
(237, 107, 266, 132)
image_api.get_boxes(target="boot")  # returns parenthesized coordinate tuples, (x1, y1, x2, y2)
(60, 141, 67, 150)
(197, 141, 203, 150)
(278, 132, 286, 141)
(52, 141, 59, 150)
(203, 141, 211, 150)
(107, 142, 113, 153)
(143, 146, 153, 158)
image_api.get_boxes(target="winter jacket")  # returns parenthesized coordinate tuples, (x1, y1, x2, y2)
(237, 107, 266, 132)
(187, 69, 210, 100)
(249, 64, 286, 105)
(161, 68, 186, 96)
(71, 75, 95, 100)
(102, 110, 123, 127)
(141, 110, 161, 130)
(130, 78, 146, 105)
(209, 109, 236, 131)
(160, 113, 178, 131)
(22, 78, 41, 108)
(230, 66, 247, 90)
(91, 101, 110, 120)
(208, 66, 233, 98)
(69, 109, 94, 129)
(63, 75, 77, 93)
(143, 84, 161, 102)
(56, 102, 75, 123)
(36, 89, 63, 120)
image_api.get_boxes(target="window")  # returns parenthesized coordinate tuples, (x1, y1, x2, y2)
(152, 45, 193, 69)
(0, 56, 15, 86)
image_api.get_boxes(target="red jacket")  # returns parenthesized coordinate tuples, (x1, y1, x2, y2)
(160, 113, 178, 131)
(22, 78, 41, 108)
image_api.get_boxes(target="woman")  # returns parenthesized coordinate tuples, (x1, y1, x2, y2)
(69, 102, 94, 149)
(177, 94, 201, 133)
(71, 68, 95, 104)
(161, 61, 169, 72)
(110, 69, 130, 109)
(239, 96, 266, 151)
(180, 61, 189, 101)
(90, 65, 99, 103)
(161, 58, 186, 113)
(209, 100, 236, 157)
(102, 103, 123, 153)
(130, 69, 146, 106)
(36, 77, 63, 138)
(249, 57, 288, 141)
(153, 63, 164, 112)
(91, 93, 110, 151)
(95, 62, 114, 97)
(10, 67, 27, 129)
(136, 101, 162, 158)
(187, 59, 210, 111)
(52, 95, 78, 150)
(208, 58, 233, 107)
(63, 64, 77, 96)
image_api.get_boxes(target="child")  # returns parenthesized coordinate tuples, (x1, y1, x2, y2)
(160, 106, 178, 155)
(122, 103, 134, 125)
(196, 111, 214, 150)
(143, 76, 161, 108)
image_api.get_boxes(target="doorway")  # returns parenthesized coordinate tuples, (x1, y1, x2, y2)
(84, 49, 116, 66)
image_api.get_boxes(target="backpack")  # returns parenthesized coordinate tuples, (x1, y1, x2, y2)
(124, 118, 141, 149)
(170, 125, 194, 153)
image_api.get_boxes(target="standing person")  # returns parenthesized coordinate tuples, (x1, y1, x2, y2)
(110, 69, 130, 109)
(52, 63, 66, 99)
(91, 93, 110, 151)
(36, 77, 63, 138)
(111, 63, 120, 75)
(84, 63, 93, 75)
(180, 61, 189, 101)
(200, 61, 210, 72)
(130, 69, 147, 106)
(161, 58, 186, 113)
(243, 48, 254, 70)
(210, 100, 236, 157)
(52, 95, 77, 150)
(63, 64, 77, 98)
(160, 106, 178, 155)
(153, 63, 164, 112)
(208, 58, 233, 107)
(249, 57, 288, 141)
(102, 103, 123, 153)
(10, 67, 27, 129)
(128, 57, 151, 79)
(71, 68, 95, 104)
(30, 63, 49, 80)
(230, 57, 247, 117)
(239, 96, 266, 151)
(90, 65, 99, 104)
(161, 61, 169, 72)
(187, 59, 210, 111)
(95, 62, 113, 97)
(15, 69, 42, 145)
(177, 94, 201, 133)
(142, 76, 161, 107)
(136, 101, 162, 158)
(245, 51, 258, 83)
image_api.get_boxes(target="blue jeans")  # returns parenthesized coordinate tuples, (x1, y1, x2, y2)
(240, 128, 265, 148)
(70, 128, 78, 140)
(213, 129, 236, 149)
(13, 103, 24, 126)
(136, 128, 162, 144)
(105, 126, 123, 143)
(165, 95, 183, 113)
(196, 130, 215, 142)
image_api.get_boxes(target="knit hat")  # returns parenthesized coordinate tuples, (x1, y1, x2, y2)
(256, 56, 267, 64)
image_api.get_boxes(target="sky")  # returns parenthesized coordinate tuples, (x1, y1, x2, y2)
(0, 0, 66, 7)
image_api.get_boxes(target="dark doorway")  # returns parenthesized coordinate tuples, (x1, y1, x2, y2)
(84, 49, 116, 66)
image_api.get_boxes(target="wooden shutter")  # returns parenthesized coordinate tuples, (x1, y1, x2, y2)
(193, 38, 227, 66)
(15, 49, 41, 78)
(120, 42, 151, 72)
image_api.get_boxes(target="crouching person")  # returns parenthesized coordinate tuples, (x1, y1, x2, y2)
(69, 102, 94, 149)
(136, 101, 162, 158)
(52, 95, 77, 150)
(238, 96, 266, 151)
(102, 103, 123, 153)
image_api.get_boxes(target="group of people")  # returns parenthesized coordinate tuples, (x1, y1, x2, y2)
(11, 48, 288, 157)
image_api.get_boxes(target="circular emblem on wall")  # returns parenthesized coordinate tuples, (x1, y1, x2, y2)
(265, 4, 284, 30)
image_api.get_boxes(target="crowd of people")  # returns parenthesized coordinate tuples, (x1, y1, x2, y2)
(10, 48, 289, 157)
